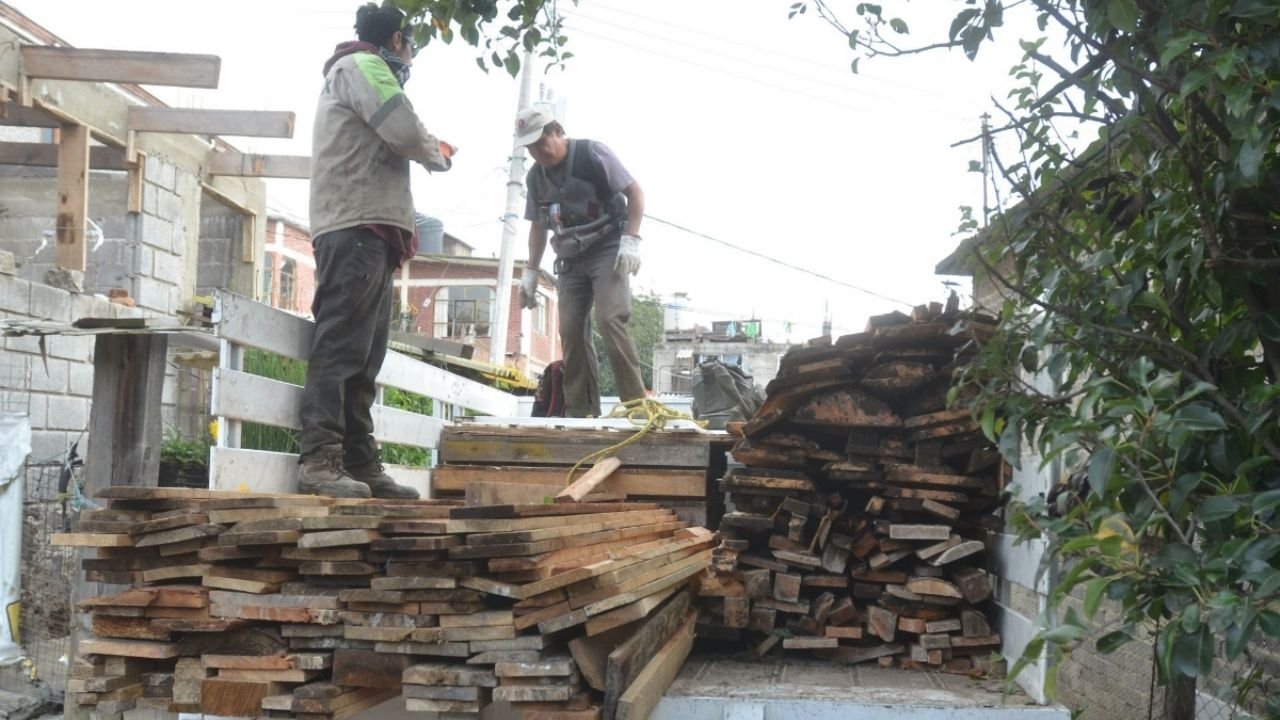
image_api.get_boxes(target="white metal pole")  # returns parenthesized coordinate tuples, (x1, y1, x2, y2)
(489, 51, 535, 366)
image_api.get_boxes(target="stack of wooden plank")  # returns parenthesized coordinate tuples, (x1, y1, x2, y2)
(698, 303, 1007, 674)
(433, 425, 716, 527)
(56, 487, 710, 720)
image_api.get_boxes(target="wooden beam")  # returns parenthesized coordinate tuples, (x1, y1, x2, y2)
(556, 457, 623, 504)
(20, 46, 221, 89)
(128, 108, 295, 138)
(208, 151, 310, 179)
(56, 123, 90, 271)
(0, 141, 127, 170)
(0, 102, 58, 128)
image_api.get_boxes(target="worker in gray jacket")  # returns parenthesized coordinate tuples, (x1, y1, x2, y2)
(516, 107, 646, 418)
(298, 2, 453, 498)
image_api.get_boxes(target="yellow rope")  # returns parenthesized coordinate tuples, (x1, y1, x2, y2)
(565, 399, 708, 484)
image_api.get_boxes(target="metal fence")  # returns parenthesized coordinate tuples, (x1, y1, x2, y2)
(0, 457, 78, 703)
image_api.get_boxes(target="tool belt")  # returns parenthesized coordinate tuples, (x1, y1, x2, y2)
(550, 214, 623, 273)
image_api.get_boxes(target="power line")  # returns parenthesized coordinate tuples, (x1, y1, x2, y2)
(643, 214, 915, 309)
(567, 10, 972, 121)
(561, 24, 940, 123)
(585, 0, 976, 105)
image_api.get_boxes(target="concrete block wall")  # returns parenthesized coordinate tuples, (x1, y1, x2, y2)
(0, 168, 132, 292)
(136, 155, 197, 315)
(0, 272, 145, 466)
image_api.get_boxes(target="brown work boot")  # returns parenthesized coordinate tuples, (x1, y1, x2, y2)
(346, 461, 420, 499)
(298, 445, 372, 498)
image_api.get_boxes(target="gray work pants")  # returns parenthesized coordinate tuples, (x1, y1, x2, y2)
(557, 248, 646, 417)
(298, 226, 394, 467)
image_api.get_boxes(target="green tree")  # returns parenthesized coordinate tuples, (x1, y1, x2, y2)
(593, 290, 664, 396)
(803, 0, 1280, 710)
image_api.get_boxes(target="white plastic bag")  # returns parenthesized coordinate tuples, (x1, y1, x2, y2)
(0, 412, 32, 666)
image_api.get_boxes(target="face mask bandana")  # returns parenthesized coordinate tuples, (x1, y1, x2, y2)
(379, 46, 411, 87)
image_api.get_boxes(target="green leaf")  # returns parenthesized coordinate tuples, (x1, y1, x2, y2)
(949, 9, 981, 41)
(889, 17, 909, 34)
(1159, 35, 1196, 67)
(1171, 625, 1214, 678)
(1132, 291, 1171, 318)
(1180, 63, 1216, 97)
(1258, 313, 1280, 342)
(1087, 447, 1114, 498)
(1197, 496, 1240, 523)
(1226, 615, 1256, 659)
(1253, 489, 1280, 514)
(1044, 623, 1087, 644)
(1171, 472, 1204, 510)
(1106, 0, 1139, 32)
(1175, 381, 1217, 405)
(1084, 576, 1114, 619)
(1232, 0, 1280, 16)
(1177, 403, 1226, 431)
(1239, 130, 1273, 183)
(1259, 610, 1280, 637)
(1096, 629, 1132, 653)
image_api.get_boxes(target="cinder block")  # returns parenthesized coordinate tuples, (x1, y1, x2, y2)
(28, 357, 68, 394)
(157, 189, 183, 223)
(29, 281, 73, 322)
(26, 394, 47, 429)
(145, 156, 177, 192)
(141, 217, 174, 252)
(69, 359, 94, 396)
(47, 395, 89, 431)
(136, 245, 155, 278)
(29, 430, 69, 464)
(142, 182, 158, 215)
(5, 335, 42, 355)
(134, 276, 175, 314)
(0, 352, 28, 389)
(0, 250, 15, 275)
(0, 274, 31, 315)
(43, 267, 84, 293)
(48, 334, 93, 362)
(152, 250, 183, 282)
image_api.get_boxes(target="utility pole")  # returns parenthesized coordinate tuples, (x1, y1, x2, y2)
(489, 51, 535, 366)
(980, 112, 992, 228)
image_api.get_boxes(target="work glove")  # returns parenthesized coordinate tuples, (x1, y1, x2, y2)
(614, 234, 642, 276)
(519, 267, 540, 309)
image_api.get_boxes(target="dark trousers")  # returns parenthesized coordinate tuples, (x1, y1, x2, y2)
(299, 226, 394, 467)
(557, 248, 646, 418)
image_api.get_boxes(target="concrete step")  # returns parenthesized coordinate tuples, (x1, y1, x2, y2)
(651, 654, 1072, 720)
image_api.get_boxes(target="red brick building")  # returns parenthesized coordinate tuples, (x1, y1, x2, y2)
(395, 253, 560, 377)
(261, 214, 317, 314)
(259, 217, 561, 376)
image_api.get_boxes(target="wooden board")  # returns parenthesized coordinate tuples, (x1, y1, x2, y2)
(556, 457, 623, 503)
(603, 590, 692, 719)
(439, 427, 710, 468)
(616, 611, 696, 720)
(128, 108, 295, 137)
(20, 46, 220, 87)
(434, 465, 705, 498)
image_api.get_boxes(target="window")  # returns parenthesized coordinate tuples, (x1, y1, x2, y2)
(260, 258, 274, 303)
(533, 297, 548, 335)
(279, 258, 297, 311)
(434, 286, 493, 338)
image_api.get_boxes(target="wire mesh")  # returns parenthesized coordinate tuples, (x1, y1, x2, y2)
(0, 459, 77, 703)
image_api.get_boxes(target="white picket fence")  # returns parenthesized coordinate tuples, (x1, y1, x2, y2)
(207, 291, 518, 497)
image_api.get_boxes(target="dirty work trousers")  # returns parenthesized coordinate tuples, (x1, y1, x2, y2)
(557, 247, 646, 418)
(299, 226, 394, 467)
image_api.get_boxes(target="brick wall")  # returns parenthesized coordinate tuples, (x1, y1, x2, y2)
(398, 258, 560, 374)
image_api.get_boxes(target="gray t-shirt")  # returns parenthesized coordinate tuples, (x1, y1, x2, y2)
(523, 139, 634, 223)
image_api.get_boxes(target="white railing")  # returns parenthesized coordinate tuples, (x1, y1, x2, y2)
(207, 291, 518, 497)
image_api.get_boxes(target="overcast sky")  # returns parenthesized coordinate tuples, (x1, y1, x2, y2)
(23, 1, 1044, 342)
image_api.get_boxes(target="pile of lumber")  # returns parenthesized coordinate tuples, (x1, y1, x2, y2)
(56, 487, 710, 720)
(698, 302, 1007, 673)
(433, 425, 716, 527)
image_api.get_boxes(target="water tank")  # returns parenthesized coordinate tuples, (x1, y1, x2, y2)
(415, 213, 444, 254)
